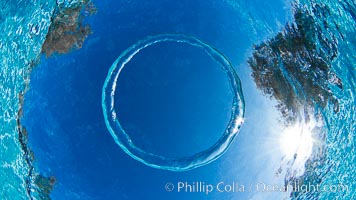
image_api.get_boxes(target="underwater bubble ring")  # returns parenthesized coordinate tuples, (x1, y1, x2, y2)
(102, 34, 245, 171)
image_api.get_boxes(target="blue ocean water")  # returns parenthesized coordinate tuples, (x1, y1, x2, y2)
(1, 0, 355, 200)
(20, 1, 291, 199)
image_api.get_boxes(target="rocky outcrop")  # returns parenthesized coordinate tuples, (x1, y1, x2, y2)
(248, 3, 342, 123)
(41, 0, 97, 57)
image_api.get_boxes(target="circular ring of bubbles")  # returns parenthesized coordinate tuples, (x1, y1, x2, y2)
(102, 34, 245, 171)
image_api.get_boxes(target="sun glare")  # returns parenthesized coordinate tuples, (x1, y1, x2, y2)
(279, 121, 314, 160)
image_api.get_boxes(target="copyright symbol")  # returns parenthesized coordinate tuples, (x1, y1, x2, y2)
(165, 182, 174, 192)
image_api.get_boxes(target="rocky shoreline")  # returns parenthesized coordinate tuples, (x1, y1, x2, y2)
(16, 1, 96, 199)
(248, 1, 351, 198)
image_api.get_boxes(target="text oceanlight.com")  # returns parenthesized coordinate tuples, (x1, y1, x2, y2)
(164, 181, 349, 194)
